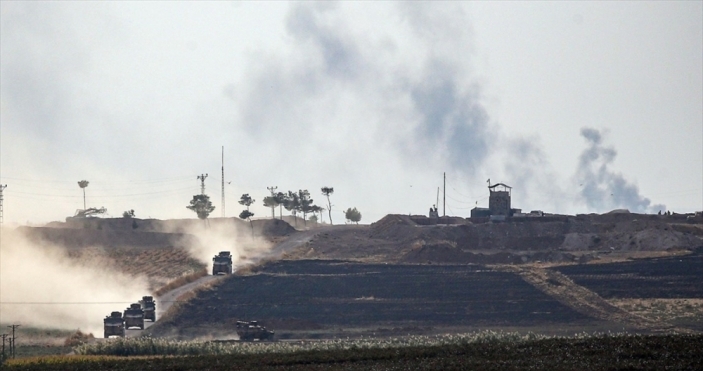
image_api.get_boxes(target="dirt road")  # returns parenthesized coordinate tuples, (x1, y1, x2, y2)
(137, 227, 341, 337)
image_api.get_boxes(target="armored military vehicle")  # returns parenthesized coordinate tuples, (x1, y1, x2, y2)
(123, 303, 145, 330)
(236, 320, 274, 341)
(103, 311, 125, 338)
(212, 251, 233, 275)
(139, 296, 156, 322)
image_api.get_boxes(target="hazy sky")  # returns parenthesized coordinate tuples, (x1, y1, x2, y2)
(2, 1, 701, 225)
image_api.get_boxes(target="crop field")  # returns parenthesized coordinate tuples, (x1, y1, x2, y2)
(551, 251, 703, 299)
(4, 333, 702, 371)
(157, 260, 607, 338)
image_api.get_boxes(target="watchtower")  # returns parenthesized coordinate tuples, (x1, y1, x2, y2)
(488, 183, 512, 217)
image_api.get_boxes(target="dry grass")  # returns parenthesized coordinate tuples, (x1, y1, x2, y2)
(153, 268, 208, 297)
(63, 246, 206, 291)
(608, 298, 703, 324)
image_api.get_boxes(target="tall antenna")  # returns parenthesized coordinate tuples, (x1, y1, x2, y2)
(221, 146, 225, 218)
(443, 172, 446, 217)
(0, 184, 7, 225)
(197, 174, 208, 195)
(436, 187, 439, 210)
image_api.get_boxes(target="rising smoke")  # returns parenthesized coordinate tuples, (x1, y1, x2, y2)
(236, 2, 496, 180)
(0, 228, 149, 336)
(576, 127, 665, 213)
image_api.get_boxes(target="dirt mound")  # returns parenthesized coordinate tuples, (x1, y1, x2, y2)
(254, 218, 296, 237)
(400, 242, 579, 265)
(369, 214, 419, 241)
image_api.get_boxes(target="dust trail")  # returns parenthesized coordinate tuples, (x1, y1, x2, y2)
(0, 227, 149, 336)
(576, 127, 665, 213)
(156, 218, 273, 270)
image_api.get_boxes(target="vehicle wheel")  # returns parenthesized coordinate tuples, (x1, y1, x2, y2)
(140, 324, 144, 330)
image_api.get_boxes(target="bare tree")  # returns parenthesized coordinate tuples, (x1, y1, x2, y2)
(77, 180, 89, 210)
(321, 187, 334, 225)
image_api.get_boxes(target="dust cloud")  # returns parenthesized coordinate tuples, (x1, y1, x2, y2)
(0, 227, 150, 337)
(157, 218, 273, 270)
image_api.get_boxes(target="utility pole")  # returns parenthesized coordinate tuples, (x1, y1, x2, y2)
(221, 147, 225, 218)
(436, 187, 439, 211)
(0, 184, 6, 225)
(443, 172, 446, 217)
(7, 324, 19, 358)
(1, 333, 7, 361)
(197, 174, 208, 195)
(267, 186, 278, 219)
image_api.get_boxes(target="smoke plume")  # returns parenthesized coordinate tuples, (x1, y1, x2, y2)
(576, 127, 664, 213)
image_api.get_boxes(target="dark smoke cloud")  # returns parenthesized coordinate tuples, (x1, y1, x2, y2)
(410, 66, 492, 174)
(576, 127, 664, 213)
(236, 3, 494, 177)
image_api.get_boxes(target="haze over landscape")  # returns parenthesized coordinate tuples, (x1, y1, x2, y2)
(1, 2, 701, 225)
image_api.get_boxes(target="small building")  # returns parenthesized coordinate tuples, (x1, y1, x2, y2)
(471, 207, 491, 218)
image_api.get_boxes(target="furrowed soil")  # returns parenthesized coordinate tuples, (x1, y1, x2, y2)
(153, 260, 610, 339)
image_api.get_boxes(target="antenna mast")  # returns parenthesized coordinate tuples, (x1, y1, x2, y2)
(443, 172, 446, 217)
(221, 146, 225, 218)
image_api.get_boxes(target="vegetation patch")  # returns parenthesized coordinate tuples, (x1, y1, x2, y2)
(4, 333, 702, 371)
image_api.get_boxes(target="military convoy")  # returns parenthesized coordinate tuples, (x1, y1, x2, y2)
(212, 251, 233, 275)
(139, 296, 156, 322)
(123, 303, 145, 330)
(236, 320, 275, 341)
(103, 311, 126, 338)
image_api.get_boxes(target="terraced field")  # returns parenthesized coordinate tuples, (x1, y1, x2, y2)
(154, 260, 612, 339)
(552, 250, 703, 299)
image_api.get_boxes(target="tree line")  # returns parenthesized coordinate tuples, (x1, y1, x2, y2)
(185, 186, 361, 226)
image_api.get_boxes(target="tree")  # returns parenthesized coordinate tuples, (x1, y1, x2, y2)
(263, 196, 279, 219)
(284, 190, 300, 226)
(298, 189, 313, 226)
(308, 214, 318, 224)
(187, 194, 216, 220)
(239, 209, 254, 236)
(122, 209, 135, 218)
(311, 205, 324, 224)
(321, 187, 334, 224)
(238, 194, 255, 211)
(275, 192, 287, 220)
(345, 207, 361, 224)
(78, 180, 89, 210)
